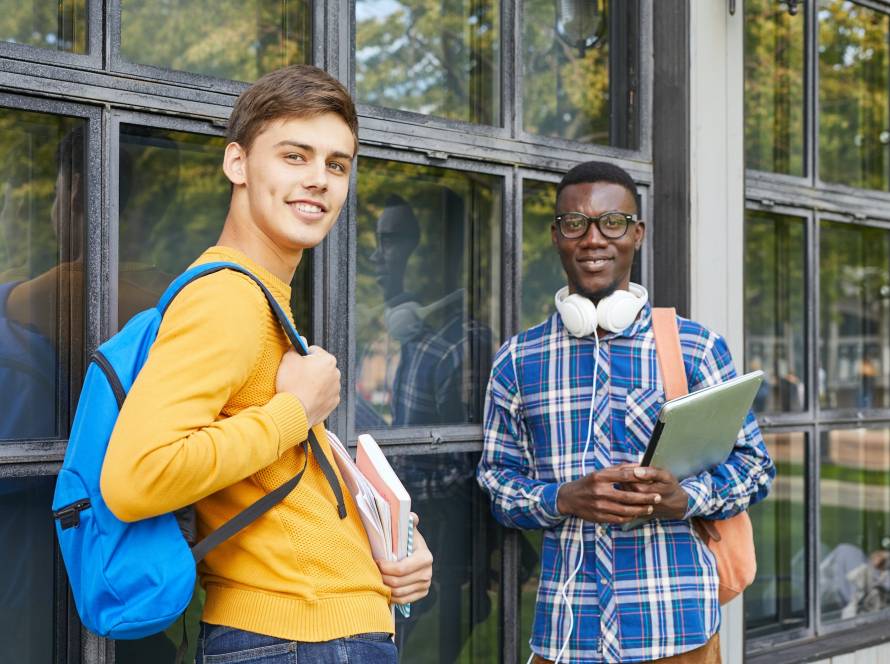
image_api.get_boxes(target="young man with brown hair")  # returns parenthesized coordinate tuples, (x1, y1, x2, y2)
(101, 65, 432, 663)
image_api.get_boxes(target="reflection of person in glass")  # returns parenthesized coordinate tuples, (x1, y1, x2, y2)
(99, 66, 432, 664)
(362, 192, 497, 662)
(478, 162, 775, 663)
(370, 191, 493, 425)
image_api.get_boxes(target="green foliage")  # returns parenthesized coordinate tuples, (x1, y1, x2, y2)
(355, 0, 500, 124)
(0, 110, 83, 280)
(818, 0, 890, 190)
(744, 0, 805, 175)
(521, 0, 611, 143)
(0, 0, 87, 52)
(520, 181, 563, 331)
(121, 0, 310, 82)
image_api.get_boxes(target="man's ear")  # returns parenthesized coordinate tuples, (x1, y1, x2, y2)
(222, 142, 247, 186)
(633, 220, 646, 250)
(551, 223, 559, 246)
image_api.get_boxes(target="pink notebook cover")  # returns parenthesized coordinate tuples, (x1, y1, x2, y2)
(355, 435, 409, 558)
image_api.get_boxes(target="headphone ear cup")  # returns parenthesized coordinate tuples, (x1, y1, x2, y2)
(597, 289, 645, 333)
(558, 293, 597, 337)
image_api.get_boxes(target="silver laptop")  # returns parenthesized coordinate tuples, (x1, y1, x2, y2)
(621, 369, 764, 530)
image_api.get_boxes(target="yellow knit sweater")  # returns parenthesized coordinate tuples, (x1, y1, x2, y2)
(101, 246, 393, 642)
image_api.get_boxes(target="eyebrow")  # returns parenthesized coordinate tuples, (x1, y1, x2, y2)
(273, 140, 354, 161)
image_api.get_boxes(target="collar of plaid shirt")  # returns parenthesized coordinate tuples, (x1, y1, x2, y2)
(478, 302, 774, 663)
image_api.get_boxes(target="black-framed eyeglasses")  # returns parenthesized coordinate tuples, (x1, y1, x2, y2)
(554, 211, 638, 240)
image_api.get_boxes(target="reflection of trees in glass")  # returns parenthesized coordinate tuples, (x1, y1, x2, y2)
(819, 1, 890, 191)
(354, 158, 500, 426)
(0, 0, 86, 53)
(744, 0, 804, 175)
(117, 126, 311, 329)
(0, 111, 84, 280)
(0, 110, 85, 441)
(522, 0, 636, 146)
(121, 0, 310, 82)
(355, 0, 499, 124)
(746, 432, 806, 635)
(819, 429, 890, 622)
(743, 211, 806, 413)
(819, 221, 890, 410)
(520, 180, 563, 330)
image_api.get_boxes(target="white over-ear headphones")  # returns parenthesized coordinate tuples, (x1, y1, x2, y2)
(554, 282, 648, 337)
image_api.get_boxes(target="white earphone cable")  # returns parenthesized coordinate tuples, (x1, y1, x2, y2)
(551, 332, 601, 664)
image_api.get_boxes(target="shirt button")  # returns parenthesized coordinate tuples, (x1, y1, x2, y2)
(596, 525, 606, 537)
(600, 577, 608, 585)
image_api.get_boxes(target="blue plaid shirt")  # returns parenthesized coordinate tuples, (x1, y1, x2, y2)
(477, 304, 775, 662)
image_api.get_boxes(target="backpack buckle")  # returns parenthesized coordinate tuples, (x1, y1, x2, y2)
(54, 499, 91, 530)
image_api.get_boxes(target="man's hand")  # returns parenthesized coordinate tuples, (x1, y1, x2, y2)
(275, 345, 341, 427)
(621, 467, 689, 520)
(557, 465, 661, 524)
(377, 514, 433, 605)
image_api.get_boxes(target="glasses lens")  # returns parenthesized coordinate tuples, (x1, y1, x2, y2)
(559, 213, 588, 238)
(599, 213, 629, 238)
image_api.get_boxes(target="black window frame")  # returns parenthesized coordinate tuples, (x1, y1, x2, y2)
(744, 0, 890, 659)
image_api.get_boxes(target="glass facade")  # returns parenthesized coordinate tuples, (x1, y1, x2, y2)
(120, 0, 311, 81)
(819, 428, 890, 623)
(0, 0, 87, 52)
(356, 0, 500, 125)
(521, 0, 638, 147)
(0, 109, 85, 441)
(747, 432, 808, 635)
(354, 159, 500, 429)
(818, 1, 890, 191)
(744, 210, 807, 414)
(744, 0, 890, 654)
(744, 0, 805, 176)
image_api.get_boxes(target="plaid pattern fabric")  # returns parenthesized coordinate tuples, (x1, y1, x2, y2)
(477, 304, 775, 663)
(392, 312, 493, 426)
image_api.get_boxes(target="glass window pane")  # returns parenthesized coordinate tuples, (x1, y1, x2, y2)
(120, 1, 311, 82)
(356, 0, 500, 125)
(744, 210, 807, 414)
(0, 476, 56, 661)
(518, 529, 542, 662)
(0, 109, 85, 441)
(819, 1, 890, 191)
(819, 220, 890, 410)
(0, 0, 87, 53)
(388, 452, 501, 662)
(521, 180, 563, 331)
(746, 432, 808, 635)
(744, 0, 805, 175)
(117, 125, 312, 331)
(354, 159, 501, 428)
(522, 0, 638, 148)
(819, 428, 890, 623)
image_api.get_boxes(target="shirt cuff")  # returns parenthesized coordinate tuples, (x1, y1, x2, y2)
(264, 392, 310, 455)
(680, 475, 710, 519)
(539, 482, 565, 520)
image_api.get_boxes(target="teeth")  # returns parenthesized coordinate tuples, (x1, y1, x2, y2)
(292, 202, 323, 213)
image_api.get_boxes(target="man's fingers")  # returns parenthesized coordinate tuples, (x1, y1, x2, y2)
(630, 466, 675, 484)
(600, 484, 660, 505)
(591, 465, 641, 483)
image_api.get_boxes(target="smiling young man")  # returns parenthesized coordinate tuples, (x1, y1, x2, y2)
(100, 65, 432, 664)
(477, 161, 774, 663)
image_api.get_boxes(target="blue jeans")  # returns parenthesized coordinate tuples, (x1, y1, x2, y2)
(195, 623, 398, 664)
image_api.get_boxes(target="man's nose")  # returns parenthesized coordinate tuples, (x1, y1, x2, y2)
(302, 160, 329, 191)
(578, 220, 608, 246)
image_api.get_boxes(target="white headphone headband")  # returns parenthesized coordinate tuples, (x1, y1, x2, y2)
(554, 283, 648, 337)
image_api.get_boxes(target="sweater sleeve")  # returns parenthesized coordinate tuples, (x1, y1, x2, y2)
(100, 271, 310, 522)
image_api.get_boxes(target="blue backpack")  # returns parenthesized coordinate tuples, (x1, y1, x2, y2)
(51, 261, 346, 640)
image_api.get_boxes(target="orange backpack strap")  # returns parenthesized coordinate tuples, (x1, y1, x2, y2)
(650, 306, 757, 605)
(651, 308, 688, 401)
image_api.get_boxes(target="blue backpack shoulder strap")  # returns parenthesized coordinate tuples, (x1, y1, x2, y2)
(157, 261, 309, 355)
(155, 261, 347, 563)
